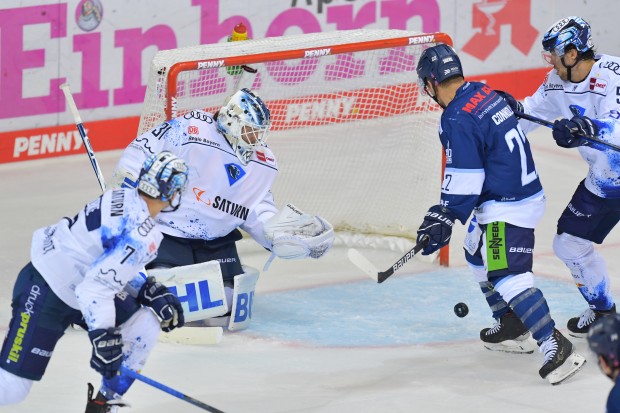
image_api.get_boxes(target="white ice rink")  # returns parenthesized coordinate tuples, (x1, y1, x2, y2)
(1, 127, 620, 412)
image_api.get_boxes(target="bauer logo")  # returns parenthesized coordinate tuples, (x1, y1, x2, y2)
(305, 48, 331, 57)
(197, 60, 225, 69)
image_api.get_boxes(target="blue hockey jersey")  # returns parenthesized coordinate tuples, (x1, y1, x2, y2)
(438, 82, 545, 228)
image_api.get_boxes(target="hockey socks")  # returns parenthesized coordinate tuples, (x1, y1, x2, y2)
(508, 288, 554, 344)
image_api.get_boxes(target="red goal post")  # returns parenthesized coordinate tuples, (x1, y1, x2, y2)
(139, 29, 452, 266)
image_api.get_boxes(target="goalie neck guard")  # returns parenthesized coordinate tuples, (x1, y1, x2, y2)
(216, 88, 271, 165)
(138, 151, 189, 203)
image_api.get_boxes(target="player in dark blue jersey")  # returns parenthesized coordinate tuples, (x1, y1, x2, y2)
(415, 44, 585, 384)
(587, 314, 620, 413)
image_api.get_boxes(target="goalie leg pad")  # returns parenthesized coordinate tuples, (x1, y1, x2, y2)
(228, 266, 260, 331)
(149, 261, 228, 322)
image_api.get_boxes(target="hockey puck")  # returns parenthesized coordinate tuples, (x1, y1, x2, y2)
(454, 302, 469, 318)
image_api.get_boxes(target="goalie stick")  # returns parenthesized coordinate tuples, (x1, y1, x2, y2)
(514, 111, 620, 152)
(348, 235, 429, 283)
(59, 83, 221, 345)
(119, 366, 226, 412)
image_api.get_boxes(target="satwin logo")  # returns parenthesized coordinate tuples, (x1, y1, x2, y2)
(589, 77, 608, 93)
(193, 187, 212, 206)
(461, 0, 539, 61)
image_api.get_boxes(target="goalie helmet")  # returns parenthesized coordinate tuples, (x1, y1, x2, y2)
(542, 16, 593, 57)
(216, 88, 271, 165)
(587, 313, 620, 369)
(138, 151, 189, 203)
(416, 43, 463, 93)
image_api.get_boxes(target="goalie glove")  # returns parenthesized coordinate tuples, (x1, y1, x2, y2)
(263, 203, 335, 262)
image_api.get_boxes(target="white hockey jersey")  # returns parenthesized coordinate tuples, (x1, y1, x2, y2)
(114, 111, 279, 249)
(30, 189, 162, 330)
(522, 54, 620, 199)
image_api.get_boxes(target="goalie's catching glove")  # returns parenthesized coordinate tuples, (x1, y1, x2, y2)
(416, 205, 455, 255)
(263, 203, 334, 260)
(138, 277, 185, 332)
(552, 115, 597, 148)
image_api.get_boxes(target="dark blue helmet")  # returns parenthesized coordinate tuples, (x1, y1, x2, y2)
(587, 313, 620, 368)
(542, 16, 593, 56)
(416, 44, 463, 92)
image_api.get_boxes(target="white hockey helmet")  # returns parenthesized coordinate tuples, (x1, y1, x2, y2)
(138, 151, 189, 203)
(216, 88, 271, 165)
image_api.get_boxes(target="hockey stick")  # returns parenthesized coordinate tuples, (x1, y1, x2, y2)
(514, 111, 620, 152)
(347, 235, 429, 284)
(60, 83, 107, 191)
(60, 83, 222, 345)
(119, 366, 226, 412)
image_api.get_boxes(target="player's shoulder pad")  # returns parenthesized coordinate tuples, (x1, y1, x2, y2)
(595, 54, 620, 82)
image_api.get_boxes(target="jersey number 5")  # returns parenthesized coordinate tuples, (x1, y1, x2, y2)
(504, 126, 537, 186)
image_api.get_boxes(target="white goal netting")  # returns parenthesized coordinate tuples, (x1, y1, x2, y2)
(139, 29, 450, 262)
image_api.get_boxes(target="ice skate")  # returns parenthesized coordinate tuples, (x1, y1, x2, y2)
(567, 304, 616, 338)
(538, 329, 586, 385)
(85, 383, 130, 413)
(480, 311, 536, 354)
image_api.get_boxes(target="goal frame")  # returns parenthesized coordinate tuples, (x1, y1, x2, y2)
(157, 31, 453, 267)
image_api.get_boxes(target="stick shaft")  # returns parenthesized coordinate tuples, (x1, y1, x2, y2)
(119, 366, 226, 412)
(515, 111, 620, 152)
(60, 83, 106, 191)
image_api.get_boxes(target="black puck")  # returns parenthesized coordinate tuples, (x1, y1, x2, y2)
(454, 302, 469, 318)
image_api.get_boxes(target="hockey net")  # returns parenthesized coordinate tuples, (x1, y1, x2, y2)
(139, 29, 451, 265)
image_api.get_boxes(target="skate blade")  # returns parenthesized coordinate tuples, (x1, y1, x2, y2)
(482, 335, 536, 354)
(547, 352, 586, 385)
(567, 331, 587, 339)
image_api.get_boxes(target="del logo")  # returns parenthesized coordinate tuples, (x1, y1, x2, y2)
(225, 163, 246, 186)
(589, 77, 607, 92)
(193, 187, 212, 206)
(188, 125, 199, 135)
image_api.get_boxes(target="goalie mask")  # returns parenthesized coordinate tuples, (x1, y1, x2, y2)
(138, 151, 189, 205)
(416, 44, 463, 107)
(216, 88, 271, 165)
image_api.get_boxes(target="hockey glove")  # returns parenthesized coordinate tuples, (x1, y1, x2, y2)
(495, 90, 523, 114)
(138, 277, 185, 332)
(552, 116, 597, 148)
(88, 328, 123, 379)
(417, 205, 455, 255)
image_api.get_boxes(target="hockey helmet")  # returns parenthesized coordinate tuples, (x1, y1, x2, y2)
(216, 88, 271, 165)
(416, 43, 463, 94)
(542, 16, 593, 57)
(138, 151, 189, 202)
(587, 313, 620, 369)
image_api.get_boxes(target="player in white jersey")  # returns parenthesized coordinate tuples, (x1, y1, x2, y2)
(0, 152, 189, 413)
(416, 44, 585, 384)
(112, 88, 334, 329)
(492, 16, 620, 339)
